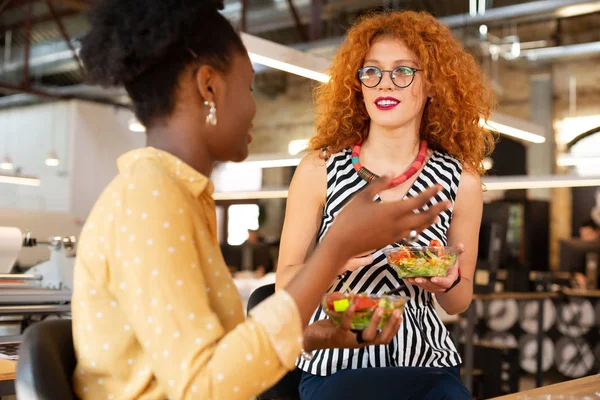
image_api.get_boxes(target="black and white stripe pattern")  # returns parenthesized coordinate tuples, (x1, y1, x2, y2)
(298, 148, 463, 375)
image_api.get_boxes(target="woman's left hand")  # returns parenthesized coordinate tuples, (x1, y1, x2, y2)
(406, 243, 465, 293)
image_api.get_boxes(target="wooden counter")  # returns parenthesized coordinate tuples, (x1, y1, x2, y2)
(0, 359, 15, 382)
(491, 375, 600, 399)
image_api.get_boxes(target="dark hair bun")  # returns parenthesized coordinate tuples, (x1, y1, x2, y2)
(80, 0, 226, 86)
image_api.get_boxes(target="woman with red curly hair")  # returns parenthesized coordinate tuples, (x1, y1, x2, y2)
(276, 10, 495, 400)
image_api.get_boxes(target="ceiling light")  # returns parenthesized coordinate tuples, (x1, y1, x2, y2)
(556, 155, 600, 167)
(0, 155, 13, 171)
(482, 157, 493, 171)
(213, 189, 289, 201)
(0, 174, 40, 187)
(482, 175, 600, 191)
(288, 139, 310, 155)
(479, 24, 488, 37)
(480, 112, 546, 144)
(45, 149, 60, 167)
(242, 33, 331, 83)
(555, 2, 600, 18)
(129, 117, 146, 133)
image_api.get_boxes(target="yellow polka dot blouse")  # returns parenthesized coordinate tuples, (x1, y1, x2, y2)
(71, 147, 302, 399)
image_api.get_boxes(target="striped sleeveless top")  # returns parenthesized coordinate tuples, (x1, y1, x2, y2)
(297, 148, 463, 375)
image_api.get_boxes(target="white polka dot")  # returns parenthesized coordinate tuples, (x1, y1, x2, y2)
(125, 386, 130, 393)
(156, 327, 162, 335)
(178, 208, 184, 214)
(220, 343, 228, 350)
(127, 359, 134, 365)
(77, 281, 82, 287)
(173, 331, 180, 338)
(126, 209, 132, 215)
(124, 325, 131, 331)
(98, 378, 104, 385)
(90, 289, 97, 295)
(99, 236, 105, 243)
(195, 337, 203, 345)
(188, 313, 195, 320)
(246, 354, 253, 361)
(142, 212, 148, 220)
(168, 246, 175, 254)
(152, 269, 159, 277)
(115, 250, 121, 258)
(108, 215, 114, 222)
(129, 234, 136, 242)
(123, 260, 130, 268)
(132, 304, 139, 311)
(115, 200, 121, 207)
(152, 353, 158, 360)
(206, 287, 211, 293)
(191, 384, 198, 392)
(226, 284, 231, 289)
(91, 361, 96, 367)
(233, 386, 240, 393)
(147, 238, 153, 245)
(208, 258, 213, 264)
(86, 324, 92, 331)
(261, 382, 267, 388)
(112, 192, 117, 198)
(96, 312, 103, 319)
(84, 345, 89, 351)
(162, 350, 169, 358)
(144, 341, 151, 348)
(103, 343, 110, 350)
(214, 271, 219, 277)
(119, 282, 126, 290)
(217, 292, 222, 297)
(152, 190, 159, 197)
(128, 183, 135, 190)
(191, 262, 198, 269)
(264, 359, 270, 366)
(151, 298, 158, 306)
(79, 301, 85, 307)
(83, 386, 89, 393)
(136, 287, 143, 295)
(147, 316, 153, 324)
(120, 225, 127, 233)
(168, 379, 175, 387)
(134, 257, 141, 264)
(99, 254, 106, 261)
(85, 243, 90, 250)
(166, 304, 173, 312)
(216, 373, 224, 382)
(163, 221, 170, 228)
(176, 170, 181, 176)
(176, 280, 183, 287)
(89, 252, 95, 258)
(180, 235, 186, 241)
(206, 323, 214, 330)
(108, 394, 114, 400)
(189, 177, 195, 183)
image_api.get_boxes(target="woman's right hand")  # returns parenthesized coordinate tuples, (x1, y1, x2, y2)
(337, 251, 375, 276)
(324, 175, 450, 262)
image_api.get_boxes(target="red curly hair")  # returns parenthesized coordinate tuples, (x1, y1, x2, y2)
(310, 10, 496, 174)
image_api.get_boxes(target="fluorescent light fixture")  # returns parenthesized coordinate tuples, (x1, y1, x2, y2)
(482, 157, 493, 171)
(0, 154, 13, 171)
(129, 117, 146, 133)
(241, 33, 331, 83)
(479, 24, 488, 36)
(556, 114, 600, 144)
(213, 189, 289, 201)
(482, 175, 600, 191)
(557, 155, 600, 167)
(224, 153, 302, 170)
(45, 149, 60, 167)
(288, 139, 310, 155)
(0, 174, 40, 187)
(555, 2, 600, 18)
(480, 112, 546, 143)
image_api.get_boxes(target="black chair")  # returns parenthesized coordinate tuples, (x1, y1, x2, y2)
(247, 283, 302, 400)
(16, 319, 78, 400)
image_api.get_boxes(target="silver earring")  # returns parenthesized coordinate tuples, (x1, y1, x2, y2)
(204, 100, 217, 126)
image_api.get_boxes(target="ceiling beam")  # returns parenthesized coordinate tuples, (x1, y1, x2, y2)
(0, 8, 78, 32)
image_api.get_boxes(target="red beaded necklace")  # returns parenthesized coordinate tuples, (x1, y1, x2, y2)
(351, 140, 428, 187)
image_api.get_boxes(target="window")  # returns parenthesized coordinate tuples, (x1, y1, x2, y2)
(227, 204, 259, 245)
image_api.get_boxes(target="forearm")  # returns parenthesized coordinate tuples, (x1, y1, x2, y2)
(284, 234, 349, 327)
(435, 278, 473, 315)
(275, 263, 305, 291)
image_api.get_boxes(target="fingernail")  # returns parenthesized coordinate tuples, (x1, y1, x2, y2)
(431, 278, 438, 283)
(416, 278, 423, 283)
(377, 308, 383, 317)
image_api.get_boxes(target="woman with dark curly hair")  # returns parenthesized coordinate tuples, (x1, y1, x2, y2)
(277, 10, 495, 400)
(69, 1, 449, 399)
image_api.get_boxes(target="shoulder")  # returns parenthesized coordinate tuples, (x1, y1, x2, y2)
(289, 150, 328, 204)
(454, 168, 483, 212)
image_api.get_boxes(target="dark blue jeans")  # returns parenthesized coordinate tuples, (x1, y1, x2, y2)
(299, 366, 470, 400)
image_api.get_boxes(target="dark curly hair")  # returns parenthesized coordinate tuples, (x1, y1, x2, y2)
(80, 0, 246, 127)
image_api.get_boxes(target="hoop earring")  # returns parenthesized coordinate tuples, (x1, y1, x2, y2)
(204, 100, 217, 126)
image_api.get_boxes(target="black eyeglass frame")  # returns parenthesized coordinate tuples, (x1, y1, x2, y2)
(357, 66, 423, 88)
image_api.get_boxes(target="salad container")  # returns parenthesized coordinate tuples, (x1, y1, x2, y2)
(383, 242, 458, 279)
(322, 292, 407, 330)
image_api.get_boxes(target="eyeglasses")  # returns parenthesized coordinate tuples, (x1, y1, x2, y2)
(357, 66, 422, 89)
